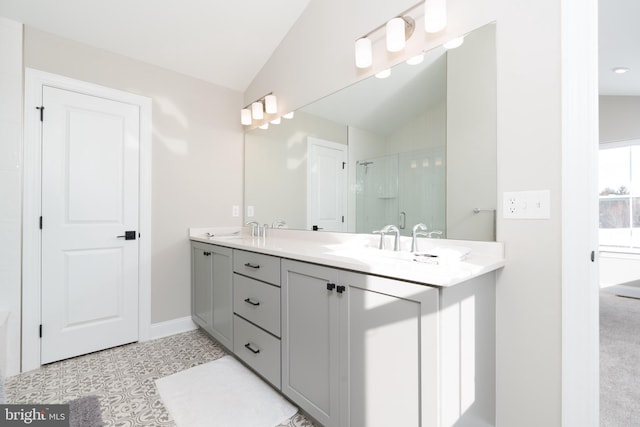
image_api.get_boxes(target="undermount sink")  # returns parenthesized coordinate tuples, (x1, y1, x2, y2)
(327, 240, 471, 266)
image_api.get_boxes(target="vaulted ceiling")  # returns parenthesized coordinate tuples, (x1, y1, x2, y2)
(0, 0, 310, 92)
(0, 0, 637, 95)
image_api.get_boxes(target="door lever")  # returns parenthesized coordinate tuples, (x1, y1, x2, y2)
(117, 231, 137, 240)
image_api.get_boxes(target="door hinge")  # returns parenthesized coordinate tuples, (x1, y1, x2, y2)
(39, 324, 42, 338)
(36, 105, 44, 122)
(39, 216, 43, 230)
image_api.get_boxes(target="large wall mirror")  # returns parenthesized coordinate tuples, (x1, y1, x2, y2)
(245, 23, 496, 241)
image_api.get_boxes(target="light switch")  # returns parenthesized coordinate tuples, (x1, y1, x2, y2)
(503, 190, 550, 219)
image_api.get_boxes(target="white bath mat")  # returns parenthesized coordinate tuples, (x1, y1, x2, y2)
(155, 355, 297, 427)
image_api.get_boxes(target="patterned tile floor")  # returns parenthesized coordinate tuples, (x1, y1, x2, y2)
(6, 329, 316, 426)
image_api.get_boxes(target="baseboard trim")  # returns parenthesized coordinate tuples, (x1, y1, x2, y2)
(150, 316, 198, 340)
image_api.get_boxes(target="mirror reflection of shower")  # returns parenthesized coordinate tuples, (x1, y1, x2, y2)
(358, 160, 374, 174)
(355, 148, 445, 237)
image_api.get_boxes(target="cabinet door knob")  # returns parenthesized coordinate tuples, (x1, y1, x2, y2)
(244, 298, 260, 306)
(326, 282, 336, 291)
(336, 285, 346, 294)
(244, 342, 260, 354)
(244, 262, 260, 269)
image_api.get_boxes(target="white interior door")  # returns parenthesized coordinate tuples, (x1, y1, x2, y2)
(41, 86, 140, 364)
(307, 137, 347, 232)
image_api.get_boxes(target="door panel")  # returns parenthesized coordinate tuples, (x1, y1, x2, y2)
(41, 86, 140, 364)
(307, 137, 347, 232)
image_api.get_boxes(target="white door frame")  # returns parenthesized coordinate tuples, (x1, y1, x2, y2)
(560, 0, 599, 424)
(22, 68, 152, 372)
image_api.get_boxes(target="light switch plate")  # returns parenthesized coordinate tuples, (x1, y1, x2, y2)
(232, 205, 240, 217)
(503, 190, 551, 219)
(247, 206, 255, 218)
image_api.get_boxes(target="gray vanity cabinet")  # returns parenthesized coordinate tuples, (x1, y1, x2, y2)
(281, 259, 439, 427)
(190, 241, 233, 350)
(281, 260, 341, 427)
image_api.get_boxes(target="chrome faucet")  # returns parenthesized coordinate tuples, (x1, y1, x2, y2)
(411, 224, 443, 252)
(245, 220, 260, 237)
(272, 219, 286, 229)
(411, 223, 429, 252)
(375, 224, 400, 251)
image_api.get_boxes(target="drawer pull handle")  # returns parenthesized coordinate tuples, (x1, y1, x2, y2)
(244, 298, 260, 306)
(326, 282, 336, 291)
(244, 343, 260, 354)
(336, 285, 346, 294)
(244, 262, 260, 269)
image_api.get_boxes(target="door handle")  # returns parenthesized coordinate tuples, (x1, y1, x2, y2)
(117, 231, 137, 240)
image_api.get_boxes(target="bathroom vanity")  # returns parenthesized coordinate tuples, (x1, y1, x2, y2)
(190, 228, 503, 427)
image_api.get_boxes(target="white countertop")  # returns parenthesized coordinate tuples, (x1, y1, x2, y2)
(189, 227, 505, 288)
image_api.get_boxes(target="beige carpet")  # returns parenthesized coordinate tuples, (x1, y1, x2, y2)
(600, 292, 640, 426)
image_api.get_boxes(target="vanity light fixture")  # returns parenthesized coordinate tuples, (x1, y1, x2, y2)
(240, 92, 278, 126)
(424, 0, 447, 33)
(251, 101, 264, 120)
(443, 36, 464, 49)
(240, 108, 252, 125)
(376, 69, 391, 79)
(406, 53, 425, 65)
(355, 37, 373, 69)
(612, 67, 630, 74)
(265, 94, 278, 114)
(386, 16, 415, 52)
(354, 0, 447, 69)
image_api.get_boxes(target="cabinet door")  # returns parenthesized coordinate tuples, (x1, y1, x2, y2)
(191, 242, 213, 332)
(210, 245, 233, 350)
(339, 271, 439, 427)
(281, 259, 340, 427)
(191, 242, 233, 350)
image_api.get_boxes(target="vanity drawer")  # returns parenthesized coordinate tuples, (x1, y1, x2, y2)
(233, 314, 281, 389)
(233, 274, 281, 337)
(233, 249, 280, 285)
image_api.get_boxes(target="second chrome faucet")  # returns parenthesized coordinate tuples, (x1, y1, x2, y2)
(375, 224, 401, 251)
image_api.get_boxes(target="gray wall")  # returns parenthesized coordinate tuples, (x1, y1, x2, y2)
(24, 27, 244, 324)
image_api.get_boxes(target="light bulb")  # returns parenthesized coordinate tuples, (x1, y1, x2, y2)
(355, 37, 372, 68)
(443, 36, 464, 50)
(386, 17, 406, 52)
(265, 95, 277, 114)
(375, 69, 391, 79)
(425, 0, 447, 33)
(240, 108, 252, 125)
(251, 102, 264, 120)
(406, 54, 425, 65)
(612, 67, 630, 74)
